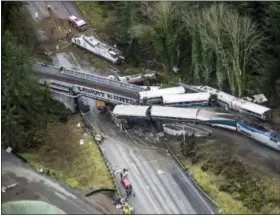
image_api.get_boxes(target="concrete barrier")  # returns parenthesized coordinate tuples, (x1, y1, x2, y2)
(80, 112, 123, 213)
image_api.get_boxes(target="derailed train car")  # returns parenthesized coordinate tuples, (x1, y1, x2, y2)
(112, 105, 280, 152)
(191, 85, 272, 121)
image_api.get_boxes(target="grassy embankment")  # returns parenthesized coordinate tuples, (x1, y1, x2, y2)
(169, 138, 280, 214)
(20, 114, 114, 191)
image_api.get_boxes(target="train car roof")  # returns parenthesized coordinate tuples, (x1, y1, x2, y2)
(139, 86, 185, 99)
(150, 106, 199, 120)
(113, 105, 149, 117)
(217, 91, 236, 104)
(232, 99, 271, 115)
(192, 85, 220, 95)
(162, 92, 210, 104)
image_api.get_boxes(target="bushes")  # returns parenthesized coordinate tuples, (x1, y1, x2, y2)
(180, 139, 280, 213)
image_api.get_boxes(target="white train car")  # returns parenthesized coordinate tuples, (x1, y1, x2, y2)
(113, 105, 150, 118)
(118, 72, 156, 84)
(72, 35, 124, 64)
(162, 93, 211, 108)
(150, 106, 200, 121)
(193, 85, 272, 121)
(217, 92, 271, 120)
(191, 85, 220, 95)
(139, 86, 186, 104)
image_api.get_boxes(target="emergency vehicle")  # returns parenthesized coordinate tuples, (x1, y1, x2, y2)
(120, 169, 133, 196)
(68, 15, 88, 32)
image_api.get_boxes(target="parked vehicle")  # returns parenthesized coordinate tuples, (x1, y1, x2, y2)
(68, 15, 88, 31)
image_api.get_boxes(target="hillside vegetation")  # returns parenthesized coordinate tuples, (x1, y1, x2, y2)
(170, 138, 280, 214)
(77, 2, 280, 104)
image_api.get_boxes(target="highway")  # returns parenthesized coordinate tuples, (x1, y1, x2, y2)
(25, 2, 217, 213)
(83, 99, 217, 214)
(24, 1, 280, 214)
(1, 149, 102, 214)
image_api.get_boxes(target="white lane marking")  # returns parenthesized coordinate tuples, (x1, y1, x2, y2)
(118, 146, 161, 214)
(157, 170, 164, 175)
(55, 191, 67, 200)
(162, 172, 195, 213)
(131, 163, 140, 176)
(175, 164, 215, 214)
(137, 157, 176, 214)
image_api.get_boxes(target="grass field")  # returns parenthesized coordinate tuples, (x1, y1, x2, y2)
(20, 114, 114, 191)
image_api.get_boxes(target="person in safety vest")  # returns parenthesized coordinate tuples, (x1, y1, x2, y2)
(123, 202, 134, 214)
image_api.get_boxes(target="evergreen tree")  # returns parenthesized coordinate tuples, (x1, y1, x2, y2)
(2, 31, 49, 151)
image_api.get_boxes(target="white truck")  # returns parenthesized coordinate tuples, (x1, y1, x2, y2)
(68, 15, 88, 32)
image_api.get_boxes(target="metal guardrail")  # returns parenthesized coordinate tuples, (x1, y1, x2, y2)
(33, 62, 145, 93)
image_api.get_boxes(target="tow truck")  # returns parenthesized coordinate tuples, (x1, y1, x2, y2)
(68, 15, 88, 32)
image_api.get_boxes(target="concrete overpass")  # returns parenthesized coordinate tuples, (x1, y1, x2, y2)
(34, 63, 144, 105)
(40, 79, 138, 105)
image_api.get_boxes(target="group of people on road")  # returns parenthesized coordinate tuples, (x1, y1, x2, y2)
(119, 168, 134, 214)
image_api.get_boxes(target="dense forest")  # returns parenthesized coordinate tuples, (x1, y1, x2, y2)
(1, 2, 71, 152)
(2, 1, 280, 151)
(84, 1, 280, 102)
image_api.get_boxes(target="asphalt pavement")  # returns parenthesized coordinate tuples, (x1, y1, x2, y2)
(83, 99, 216, 214)
(23, 1, 280, 214)
(1, 149, 102, 214)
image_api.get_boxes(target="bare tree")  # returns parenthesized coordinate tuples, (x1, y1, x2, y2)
(185, 3, 265, 96)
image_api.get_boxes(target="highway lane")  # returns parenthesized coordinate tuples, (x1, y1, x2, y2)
(26, 1, 70, 21)
(60, 1, 83, 19)
(83, 99, 216, 214)
(26, 1, 139, 101)
(2, 149, 102, 214)
(26, 1, 279, 212)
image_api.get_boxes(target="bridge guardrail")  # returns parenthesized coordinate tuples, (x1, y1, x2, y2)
(34, 62, 145, 93)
